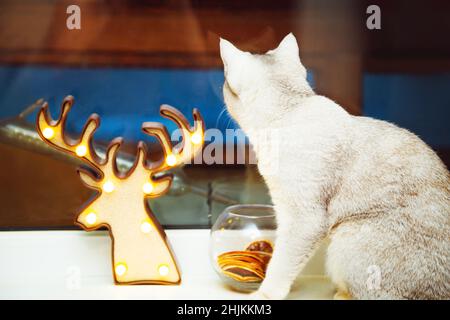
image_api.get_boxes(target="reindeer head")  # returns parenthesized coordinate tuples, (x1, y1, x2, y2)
(36, 96, 204, 284)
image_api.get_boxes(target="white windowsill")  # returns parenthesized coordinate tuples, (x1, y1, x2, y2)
(0, 230, 334, 299)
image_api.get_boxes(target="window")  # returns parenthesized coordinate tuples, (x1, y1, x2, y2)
(0, 0, 448, 229)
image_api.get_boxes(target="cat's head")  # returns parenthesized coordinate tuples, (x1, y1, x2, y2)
(220, 33, 312, 128)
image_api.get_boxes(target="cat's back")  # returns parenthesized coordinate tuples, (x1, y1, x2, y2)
(274, 95, 350, 128)
(349, 115, 448, 181)
(329, 113, 449, 223)
(345, 115, 449, 208)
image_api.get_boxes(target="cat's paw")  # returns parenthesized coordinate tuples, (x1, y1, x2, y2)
(248, 285, 290, 300)
(248, 290, 270, 300)
(333, 289, 353, 300)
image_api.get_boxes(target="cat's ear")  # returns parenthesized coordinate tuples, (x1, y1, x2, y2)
(274, 33, 300, 62)
(220, 38, 246, 68)
(220, 38, 248, 93)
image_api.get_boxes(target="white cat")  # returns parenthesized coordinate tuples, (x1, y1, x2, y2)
(219, 33, 450, 300)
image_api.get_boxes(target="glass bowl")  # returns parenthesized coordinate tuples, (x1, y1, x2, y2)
(210, 204, 276, 292)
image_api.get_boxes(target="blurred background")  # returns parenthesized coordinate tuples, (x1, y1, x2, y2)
(0, 0, 449, 229)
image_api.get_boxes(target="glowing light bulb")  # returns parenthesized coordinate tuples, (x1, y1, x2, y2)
(191, 132, 202, 145)
(166, 154, 177, 167)
(75, 145, 87, 157)
(142, 182, 154, 194)
(158, 264, 170, 276)
(102, 180, 115, 193)
(42, 127, 55, 139)
(140, 221, 152, 234)
(115, 263, 127, 277)
(85, 212, 97, 225)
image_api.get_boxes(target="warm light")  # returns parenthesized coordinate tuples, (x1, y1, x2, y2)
(102, 180, 115, 193)
(166, 154, 177, 167)
(75, 145, 87, 157)
(142, 182, 154, 194)
(85, 212, 97, 226)
(140, 221, 152, 234)
(42, 127, 55, 139)
(115, 263, 127, 277)
(158, 264, 170, 276)
(191, 132, 202, 145)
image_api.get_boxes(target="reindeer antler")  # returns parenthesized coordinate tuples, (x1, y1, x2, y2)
(37, 97, 204, 197)
(142, 104, 205, 172)
(37, 96, 102, 168)
(36, 96, 124, 191)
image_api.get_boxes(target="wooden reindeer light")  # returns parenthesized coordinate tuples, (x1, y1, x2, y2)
(36, 96, 204, 284)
